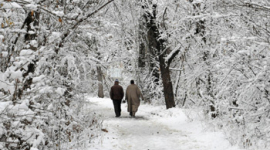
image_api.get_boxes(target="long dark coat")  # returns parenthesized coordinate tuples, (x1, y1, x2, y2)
(125, 84, 144, 112)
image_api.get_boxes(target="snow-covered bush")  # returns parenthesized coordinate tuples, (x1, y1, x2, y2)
(163, 0, 270, 148)
(118, 0, 270, 149)
(0, 0, 114, 149)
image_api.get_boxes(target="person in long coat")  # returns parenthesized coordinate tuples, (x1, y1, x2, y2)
(125, 80, 144, 117)
(110, 79, 124, 117)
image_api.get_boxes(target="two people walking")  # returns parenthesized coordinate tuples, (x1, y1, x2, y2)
(110, 79, 144, 118)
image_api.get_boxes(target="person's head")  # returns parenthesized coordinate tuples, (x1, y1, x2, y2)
(115, 79, 119, 85)
(130, 80, 134, 84)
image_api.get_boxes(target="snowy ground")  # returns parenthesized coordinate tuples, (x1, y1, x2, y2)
(86, 97, 242, 150)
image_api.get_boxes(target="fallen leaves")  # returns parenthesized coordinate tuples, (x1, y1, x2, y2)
(101, 128, 108, 132)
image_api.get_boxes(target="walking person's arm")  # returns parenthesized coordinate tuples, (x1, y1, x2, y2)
(137, 87, 144, 100)
(121, 87, 124, 100)
(110, 87, 113, 100)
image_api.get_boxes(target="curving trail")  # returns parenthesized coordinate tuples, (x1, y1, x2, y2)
(87, 97, 241, 150)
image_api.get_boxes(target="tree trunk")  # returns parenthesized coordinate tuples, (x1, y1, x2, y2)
(138, 18, 146, 68)
(140, 10, 160, 84)
(140, 4, 176, 109)
(97, 66, 104, 98)
(159, 55, 176, 109)
(138, 43, 146, 68)
(17, 11, 39, 100)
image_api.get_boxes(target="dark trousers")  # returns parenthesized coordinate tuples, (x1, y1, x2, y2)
(112, 99, 122, 117)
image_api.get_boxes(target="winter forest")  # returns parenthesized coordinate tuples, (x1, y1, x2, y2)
(0, 0, 270, 149)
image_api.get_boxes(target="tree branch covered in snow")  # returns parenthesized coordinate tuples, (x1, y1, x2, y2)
(1, 0, 270, 149)
(165, 43, 182, 65)
(0, 0, 114, 149)
(241, 1, 270, 11)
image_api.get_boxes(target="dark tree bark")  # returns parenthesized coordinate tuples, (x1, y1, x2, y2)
(138, 17, 146, 68)
(138, 43, 146, 68)
(17, 11, 39, 101)
(139, 11, 160, 84)
(159, 56, 176, 108)
(141, 4, 177, 109)
(97, 66, 104, 98)
(146, 14, 160, 84)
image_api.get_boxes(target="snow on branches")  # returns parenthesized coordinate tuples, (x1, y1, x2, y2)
(0, 0, 113, 149)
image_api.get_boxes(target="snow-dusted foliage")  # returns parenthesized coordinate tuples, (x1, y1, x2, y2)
(1, 0, 269, 149)
(0, 0, 113, 149)
(110, 0, 270, 149)
(151, 0, 270, 149)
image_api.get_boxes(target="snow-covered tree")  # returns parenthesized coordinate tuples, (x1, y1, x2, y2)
(0, 0, 114, 149)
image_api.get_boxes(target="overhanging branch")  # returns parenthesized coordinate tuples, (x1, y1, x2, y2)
(242, 2, 270, 12)
(55, 0, 114, 53)
(165, 43, 182, 65)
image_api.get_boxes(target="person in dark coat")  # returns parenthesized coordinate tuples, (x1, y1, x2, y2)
(125, 80, 144, 117)
(110, 79, 124, 117)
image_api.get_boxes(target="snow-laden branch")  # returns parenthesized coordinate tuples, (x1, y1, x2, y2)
(220, 36, 257, 42)
(0, 29, 28, 34)
(165, 43, 182, 65)
(243, 1, 270, 11)
(72, 0, 114, 30)
(169, 68, 183, 71)
(0, 79, 12, 86)
(181, 13, 238, 21)
(38, 6, 65, 18)
(55, 0, 114, 53)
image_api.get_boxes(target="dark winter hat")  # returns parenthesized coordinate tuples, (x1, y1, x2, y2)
(115, 79, 119, 82)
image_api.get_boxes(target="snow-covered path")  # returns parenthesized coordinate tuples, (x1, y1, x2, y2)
(87, 97, 241, 150)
